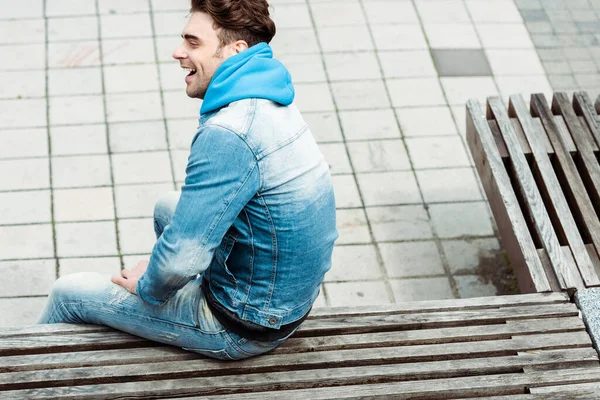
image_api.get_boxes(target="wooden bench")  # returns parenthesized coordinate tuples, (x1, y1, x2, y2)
(466, 92, 600, 294)
(3, 292, 600, 398)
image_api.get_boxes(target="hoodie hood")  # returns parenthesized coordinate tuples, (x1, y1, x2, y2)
(200, 42, 295, 116)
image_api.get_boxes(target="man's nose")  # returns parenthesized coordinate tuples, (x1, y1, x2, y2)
(172, 45, 186, 60)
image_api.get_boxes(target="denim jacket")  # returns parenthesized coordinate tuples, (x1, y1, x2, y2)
(137, 98, 338, 329)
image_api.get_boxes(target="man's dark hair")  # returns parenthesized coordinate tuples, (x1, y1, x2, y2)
(190, 0, 276, 47)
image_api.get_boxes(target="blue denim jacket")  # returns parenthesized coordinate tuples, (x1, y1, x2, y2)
(137, 98, 338, 329)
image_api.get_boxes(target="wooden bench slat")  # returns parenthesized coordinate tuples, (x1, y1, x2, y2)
(15, 367, 598, 400)
(531, 381, 600, 394)
(2, 348, 596, 393)
(573, 92, 600, 150)
(509, 94, 598, 287)
(467, 99, 551, 292)
(489, 96, 577, 290)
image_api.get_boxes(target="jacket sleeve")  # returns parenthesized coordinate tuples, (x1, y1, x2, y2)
(136, 125, 260, 306)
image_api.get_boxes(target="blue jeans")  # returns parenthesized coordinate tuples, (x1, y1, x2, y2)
(37, 192, 292, 360)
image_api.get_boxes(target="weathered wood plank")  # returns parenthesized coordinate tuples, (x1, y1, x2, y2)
(1, 348, 596, 392)
(553, 115, 577, 153)
(532, 381, 600, 394)
(13, 367, 600, 400)
(467, 99, 551, 293)
(573, 92, 600, 149)
(509, 94, 596, 287)
(578, 117, 600, 152)
(0, 324, 111, 339)
(488, 96, 574, 290)
(531, 93, 600, 283)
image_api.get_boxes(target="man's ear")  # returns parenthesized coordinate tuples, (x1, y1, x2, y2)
(233, 40, 249, 54)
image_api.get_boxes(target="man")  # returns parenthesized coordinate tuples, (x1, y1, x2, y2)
(38, 0, 338, 360)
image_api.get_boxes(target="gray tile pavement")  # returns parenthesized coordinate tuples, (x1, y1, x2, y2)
(1, 0, 561, 326)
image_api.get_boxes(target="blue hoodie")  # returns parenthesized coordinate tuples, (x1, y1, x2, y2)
(200, 43, 295, 116)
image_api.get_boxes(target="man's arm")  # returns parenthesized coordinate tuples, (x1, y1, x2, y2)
(115, 125, 260, 305)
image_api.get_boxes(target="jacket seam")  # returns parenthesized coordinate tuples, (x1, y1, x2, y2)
(256, 123, 308, 160)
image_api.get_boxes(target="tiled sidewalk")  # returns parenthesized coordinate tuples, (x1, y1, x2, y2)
(0, 0, 554, 327)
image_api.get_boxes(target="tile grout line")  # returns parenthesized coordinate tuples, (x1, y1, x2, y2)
(304, 0, 397, 305)
(43, 0, 60, 281)
(95, 0, 124, 270)
(148, 0, 178, 191)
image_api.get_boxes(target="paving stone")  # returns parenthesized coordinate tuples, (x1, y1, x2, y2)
(151, 0, 189, 11)
(318, 144, 351, 176)
(336, 208, 371, 245)
(109, 121, 167, 152)
(495, 75, 554, 104)
(576, 21, 600, 33)
(406, 136, 470, 169)
(0, 19, 44, 44)
(525, 21, 553, 33)
(331, 80, 390, 110)
(454, 275, 498, 298)
(0, 128, 47, 159)
(0, 71, 45, 99)
(366, 205, 433, 242)
(318, 25, 374, 52)
(114, 183, 174, 219)
(0, 190, 52, 225)
(575, 73, 600, 86)
(51, 155, 111, 188)
(103, 64, 160, 93)
(417, 168, 482, 202)
(387, 78, 446, 107)
(46, 0, 96, 16)
(339, 109, 401, 141)
(48, 67, 103, 96)
(325, 244, 382, 282)
(396, 106, 457, 137)
(271, 3, 312, 28)
(3, 0, 43, 19)
(100, 13, 153, 39)
(170, 149, 189, 183)
(0, 44, 44, 72)
(466, 0, 523, 22)
(477, 23, 535, 48)
(537, 48, 567, 61)
(55, 221, 118, 257)
(47, 16, 98, 41)
(59, 256, 121, 277)
(50, 124, 108, 156)
(552, 21, 579, 34)
(487, 49, 546, 75)
(564, 46, 592, 60)
(53, 187, 115, 222)
(543, 60, 572, 74)
(106, 92, 163, 122)
(0, 259, 56, 296)
(0, 224, 54, 260)
(571, 9, 599, 22)
(530, 34, 561, 47)
(112, 151, 173, 184)
(118, 218, 156, 255)
(48, 41, 100, 68)
(440, 76, 499, 106)
(570, 60, 599, 73)
(311, 0, 366, 26)
(103, 38, 156, 65)
(363, 0, 419, 24)
(371, 24, 428, 50)
(547, 74, 578, 90)
(166, 118, 199, 148)
(0, 99, 47, 129)
(424, 23, 481, 49)
(293, 83, 335, 112)
(279, 54, 327, 83)
(379, 50, 437, 79)
(0, 158, 50, 191)
(415, 0, 471, 23)
(304, 112, 343, 143)
(0, 297, 47, 328)
(50, 95, 105, 125)
(162, 90, 202, 119)
(432, 49, 492, 77)
(380, 241, 444, 278)
(347, 140, 411, 173)
(516, 1, 543, 12)
(325, 281, 391, 307)
(99, 0, 149, 14)
(324, 52, 381, 81)
(429, 202, 494, 238)
(270, 28, 320, 55)
(390, 277, 454, 301)
(155, 36, 182, 62)
(122, 254, 153, 269)
(442, 237, 502, 274)
(153, 11, 189, 36)
(356, 171, 422, 206)
(574, 288, 600, 353)
(331, 175, 362, 208)
(313, 287, 327, 308)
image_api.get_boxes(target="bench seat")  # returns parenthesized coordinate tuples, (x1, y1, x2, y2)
(2, 292, 600, 399)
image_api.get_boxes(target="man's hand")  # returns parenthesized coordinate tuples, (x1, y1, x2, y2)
(111, 260, 149, 295)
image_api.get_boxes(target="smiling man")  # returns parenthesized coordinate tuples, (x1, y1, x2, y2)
(37, 0, 338, 360)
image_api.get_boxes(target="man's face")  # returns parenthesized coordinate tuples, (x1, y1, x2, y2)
(172, 12, 234, 99)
